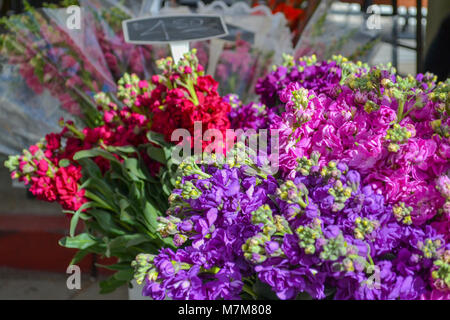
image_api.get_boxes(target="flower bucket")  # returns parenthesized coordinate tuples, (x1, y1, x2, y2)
(128, 280, 150, 300)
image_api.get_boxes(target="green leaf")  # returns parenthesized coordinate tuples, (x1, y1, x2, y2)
(70, 202, 93, 237)
(70, 249, 91, 265)
(59, 233, 96, 250)
(113, 268, 134, 281)
(146, 131, 169, 146)
(105, 145, 137, 154)
(108, 234, 150, 250)
(162, 183, 173, 198)
(73, 148, 120, 164)
(77, 158, 102, 179)
(147, 145, 167, 164)
(89, 209, 126, 236)
(84, 190, 115, 211)
(96, 261, 133, 271)
(85, 177, 118, 204)
(142, 202, 159, 232)
(124, 158, 148, 180)
(99, 276, 128, 294)
(58, 159, 70, 168)
(157, 236, 176, 248)
(118, 198, 135, 225)
(253, 279, 279, 300)
(62, 210, 90, 220)
(79, 177, 92, 190)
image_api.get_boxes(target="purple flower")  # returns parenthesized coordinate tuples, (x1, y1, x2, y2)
(134, 146, 447, 300)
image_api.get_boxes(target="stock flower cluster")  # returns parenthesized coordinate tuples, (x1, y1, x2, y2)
(133, 153, 449, 300)
(225, 94, 277, 131)
(257, 55, 449, 240)
(138, 51, 231, 149)
(255, 55, 342, 111)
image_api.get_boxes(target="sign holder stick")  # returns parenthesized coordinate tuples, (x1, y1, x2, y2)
(170, 41, 190, 64)
(207, 38, 225, 76)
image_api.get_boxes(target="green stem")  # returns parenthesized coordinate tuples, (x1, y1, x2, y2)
(396, 99, 405, 121)
(298, 198, 307, 209)
(65, 123, 85, 140)
(400, 103, 416, 120)
(242, 283, 258, 300)
(366, 243, 375, 266)
(191, 168, 212, 179)
(183, 79, 200, 106)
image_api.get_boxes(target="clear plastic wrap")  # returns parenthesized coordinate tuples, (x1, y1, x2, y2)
(0, 1, 169, 155)
(294, 0, 381, 61)
(0, 6, 117, 154)
(193, 0, 293, 102)
(79, 0, 169, 80)
(0, 7, 116, 122)
(0, 62, 73, 155)
(0, 0, 292, 154)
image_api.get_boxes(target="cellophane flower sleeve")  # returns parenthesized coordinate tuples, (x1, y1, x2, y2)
(193, 1, 293, 103)
(79, 0, 170, 81)
(294, 0, 381, 62)
(0, 6, 117, 131)
(0, 62, 73, 155)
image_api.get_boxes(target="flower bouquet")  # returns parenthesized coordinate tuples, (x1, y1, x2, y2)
(133, 152, 448, 300)
(257, 55, 449, 235)
(0, 2, 115, 125)
(3, 40, 449, 298)
(4, 50, 233, 293)
(196, 0, 292, 103)
(0, 0, 169, 154)
(213, 39, 274, 104)
(131, 54, 449, 300)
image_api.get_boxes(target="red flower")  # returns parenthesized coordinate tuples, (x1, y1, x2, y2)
(196, 75, 219, 94)
(29, 176, 57, 202)
(54, 165, 86, 211)
(45, 133, 61, 151)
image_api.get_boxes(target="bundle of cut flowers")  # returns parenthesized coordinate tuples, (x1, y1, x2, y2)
(132, 149, 449, 300)
(0, 2, 115, 125)
(132, 54, 449, 300)
(4, 50, 233, 292)
(256, 55, 449, 241)
(0, 0, 166, 128)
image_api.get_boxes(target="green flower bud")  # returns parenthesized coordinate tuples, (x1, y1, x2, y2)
(4, 155, 20, 172)
(385, 123, 412, 151)
(328, 179, 352, 212)
(393, 202, 413, 225)
(354, 217, 379, 239)
(132, 254, 156, 285)
(320, 234, 348, 261)
(296, 220, 323, 255)
(274, 215, 292, 234)
(282, 53, 295, 68)
(431, 250, 450, 290)
(364, 100, 379, 113)
(242, 233, 270, 264)
(418, 238, 443, 259)
(296, 153, 320, 176)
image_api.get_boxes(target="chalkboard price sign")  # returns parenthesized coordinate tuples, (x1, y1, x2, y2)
(123, 15, 229, 44)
